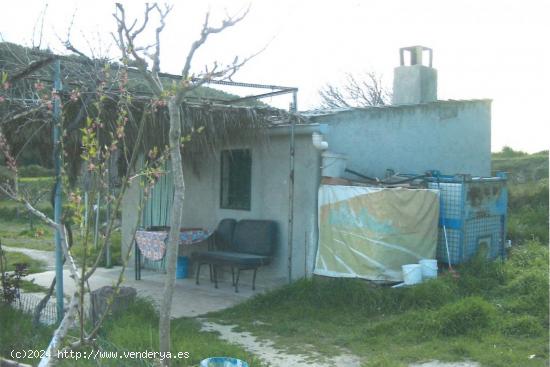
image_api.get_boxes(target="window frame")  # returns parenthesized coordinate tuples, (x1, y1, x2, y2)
(219, 148, 252, 211)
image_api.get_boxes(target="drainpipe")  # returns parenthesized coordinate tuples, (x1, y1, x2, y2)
(309, 132, 328, 278)
(312, 132, 328, 150)
(287, 91, 297, 284)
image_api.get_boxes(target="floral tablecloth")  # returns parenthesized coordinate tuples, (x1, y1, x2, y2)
(135, 229, 211, 261)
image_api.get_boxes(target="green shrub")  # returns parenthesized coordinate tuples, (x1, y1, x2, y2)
(0, 204, 53, 222)
(492, 149, 548, 183)
(505, 271, 548, 297)
(502, 272, 548, 323)
(506, 240, 549, 270)
(502, 315, 545, 337)
(507, 180, 549, 245)
(492, 146, 529, 159)
(398, 278, 459, 311)
(436, 297, 497, 336)
(453, 248, 507, 297)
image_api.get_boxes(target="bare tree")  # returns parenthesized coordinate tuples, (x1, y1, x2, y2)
(319, 71, 391, 108)
(112, 3, 257, 364)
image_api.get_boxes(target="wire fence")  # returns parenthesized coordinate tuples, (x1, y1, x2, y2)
(7, 293, 155, 367)
(10, 292, 57, 325)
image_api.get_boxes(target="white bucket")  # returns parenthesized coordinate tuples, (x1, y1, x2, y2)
(419, 259, 438, 279)
(321, 151, 347, 178)
(402, 264, 422, 285)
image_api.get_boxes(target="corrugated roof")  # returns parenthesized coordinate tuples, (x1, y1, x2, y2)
(300, 99, 492, 117)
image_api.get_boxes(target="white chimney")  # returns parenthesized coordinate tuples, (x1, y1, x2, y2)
(392, 46, 437, 105)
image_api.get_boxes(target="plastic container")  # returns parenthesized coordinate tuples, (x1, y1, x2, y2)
(419, 259, 438, 279)
(321, 151, 347, 178)
(200, 357, 249, 367)
(176, 256, 188, 279)
(402, 264, 422, 285)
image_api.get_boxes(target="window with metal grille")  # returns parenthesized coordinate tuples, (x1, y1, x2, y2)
(220, 149, 251, 210)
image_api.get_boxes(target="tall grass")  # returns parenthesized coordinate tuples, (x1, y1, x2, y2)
(0, 298, 266, 366)
(211, 241, 549, 365)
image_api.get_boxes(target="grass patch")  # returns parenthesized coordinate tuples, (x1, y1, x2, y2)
(0, 298, 266, 366)
(0, 221, 55, 251)
(2, 251, 46, 274)
(97, 298, 266, 366)
(436, 296, 496, 336)
(0, 164, 54, 180)
(0, 303, 55, 365)
(19, 279, 49, 293)
(18, 165, 55, 178)
(0, 216, 122, 266)
(209, 242, 549, 366)
(0, 198, 53, 224)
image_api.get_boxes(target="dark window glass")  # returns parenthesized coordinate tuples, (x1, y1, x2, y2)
(220, 149, 251, 210)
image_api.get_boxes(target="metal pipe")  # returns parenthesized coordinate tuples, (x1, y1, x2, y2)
(225, 88, 298, 104)
(52, 59, 64, 322)
(304, 231, 308, 278)
(287, 91, 298, 284)
(189, 76, 298, 91)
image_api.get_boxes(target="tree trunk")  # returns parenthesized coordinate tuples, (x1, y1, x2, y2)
(159, 98, 185, 366)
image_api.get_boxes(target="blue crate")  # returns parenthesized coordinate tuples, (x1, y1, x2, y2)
(427, 173, 508, 265)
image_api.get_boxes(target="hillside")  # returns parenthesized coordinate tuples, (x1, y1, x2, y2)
(492, 147, 549, 245)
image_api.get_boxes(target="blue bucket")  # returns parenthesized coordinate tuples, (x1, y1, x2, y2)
(200, 357, 248, 367)
(176, 256, 188, 279)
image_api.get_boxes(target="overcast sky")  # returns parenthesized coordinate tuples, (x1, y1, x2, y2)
(1, 0, 548, 152)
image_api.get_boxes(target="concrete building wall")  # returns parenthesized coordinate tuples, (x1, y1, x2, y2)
(121, 99, 491, 287)
(121, 129, 322, 289)
(312, 100, 491, 179)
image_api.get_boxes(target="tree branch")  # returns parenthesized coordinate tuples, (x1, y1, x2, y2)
(181, 6, 250, 79)
(319, 71, 391, 108)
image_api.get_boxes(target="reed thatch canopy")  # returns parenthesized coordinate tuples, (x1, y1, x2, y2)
(0, 42, 304, 182)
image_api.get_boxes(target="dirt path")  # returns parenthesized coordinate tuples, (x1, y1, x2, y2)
(200, 320, 362, 367)
(200, 321, 481, 367)
(2, 245, 56, 269)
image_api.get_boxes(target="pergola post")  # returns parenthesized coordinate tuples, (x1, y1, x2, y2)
(52, 58, 64, 322)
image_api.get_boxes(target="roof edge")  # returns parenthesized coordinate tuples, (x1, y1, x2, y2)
(301, 98, 492, 117)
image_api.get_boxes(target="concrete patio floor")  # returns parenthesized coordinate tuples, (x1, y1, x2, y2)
(26, 266, 263, 318)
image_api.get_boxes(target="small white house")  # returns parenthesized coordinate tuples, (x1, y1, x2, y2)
(121, 46, 491, 288)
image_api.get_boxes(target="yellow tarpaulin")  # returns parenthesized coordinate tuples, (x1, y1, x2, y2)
(314, 185, 439, 282)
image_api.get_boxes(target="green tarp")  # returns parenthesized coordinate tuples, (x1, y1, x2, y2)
(314, 185, 439, 282)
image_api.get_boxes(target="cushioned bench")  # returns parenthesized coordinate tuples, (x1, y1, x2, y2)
(193, 219, 277, 292)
